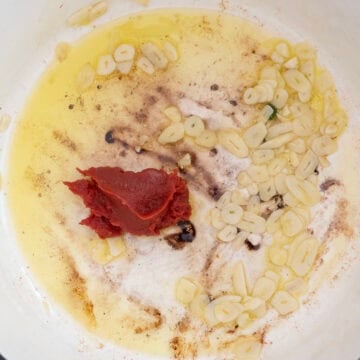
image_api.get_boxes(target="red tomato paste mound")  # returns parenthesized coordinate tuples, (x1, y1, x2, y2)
(64, 167, 191, 238)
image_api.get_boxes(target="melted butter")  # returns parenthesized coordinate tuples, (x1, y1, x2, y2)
(6, 8, 356, 359)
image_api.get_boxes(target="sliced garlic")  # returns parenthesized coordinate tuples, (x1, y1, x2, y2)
(271, 51, 285, 64)
(295, 150, 319, 179)
(237, 312, 252, 328)
(216, 191, 232, 209)
(141, 42, 168, 69)
(136, 56, 156, 74)
(114, 44, 135, 62)
(77, 64, 95, 92)
(274, 173, 288, 194)
(311, 135, 338, 156)
(97, 54, 116, 76)
(251, 149, 274, 165)
(238, 211, 266, 234)
(267, 122, 293, 140)
(243, 296, 267, 318)
(266, 209, 284, 234)
(195, 130, 217, 148)
(290, 237, 318, 276)
(283, 69, 311, 93)
(271, 290, 298, 315)
(280, 210, 304, 237)
(243, 88, 259, 105)
(158, 123, 185, 144)
(184, 115, 205, 137)
(117, 60, 133, 74)
(217, 225, 238, 242)
(265, 270, 280, 284)
(285, 175, 321, 206)
(284, 57, 299, 69)
(210, 208, 226, 230)
(254, 83, 274, 102)
(272, 88, 289, 108)
(295, 42, 317, 60)
(67, 1, 108, 27)
(258, 178, 276, 202)
(218, 130, 249, 158)
(243, 122, 267, 148)
(288, 138, 306, 153)
(284, 278, 308, 297)
(232, 262, 248, 297)
(163, 41, 178, 61)
(214, 300, 243, 323)
(301, 61, 315, 83)
(269, 247, 287, 266)
(163, 106, 182, 122)
(221, 204, 244, 225)
(237, 171, 252, 187)
(252, 277, 277, 301)
(276, 42, 290, 58)
(247, 164, 269, 183)
(293, 114, 314, 136)
(260, 133, 295, 149)
(175, 277, 199, 304)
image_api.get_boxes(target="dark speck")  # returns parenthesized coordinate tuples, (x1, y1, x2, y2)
(210, 84, 219, 91)
(95, 104, 102, 111)
(209, 148, 218, 157)
(208, 185, 222, 201)
(97, 85, 102, 90)
(245, 239, 261, 251)
(314, 167, 319, 175)
(68, 104, 74, 110)
(105, 130, 115, 144)
(229, 100, 238, 106)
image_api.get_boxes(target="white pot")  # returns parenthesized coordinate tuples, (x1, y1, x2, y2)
(0, 1, 359, 359)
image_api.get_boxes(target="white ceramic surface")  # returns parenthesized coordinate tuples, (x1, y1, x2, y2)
(1, 1, 360, 359)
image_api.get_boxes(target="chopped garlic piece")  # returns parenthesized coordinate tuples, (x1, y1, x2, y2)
(177, 153, 192, 169)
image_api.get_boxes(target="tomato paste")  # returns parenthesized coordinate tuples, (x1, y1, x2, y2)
(64, 167, 191, 238)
